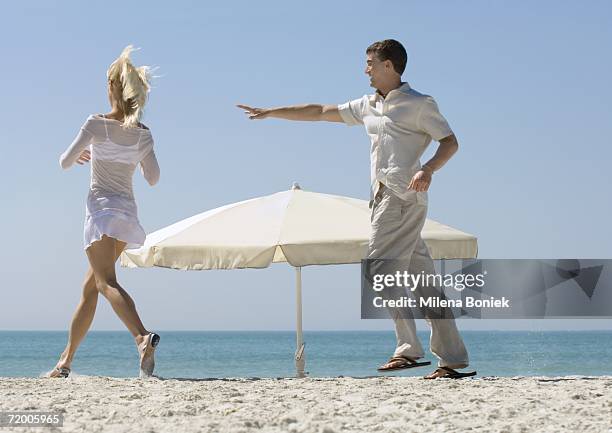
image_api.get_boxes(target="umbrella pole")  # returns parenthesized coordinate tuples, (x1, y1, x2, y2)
(295, 266, 306, 378)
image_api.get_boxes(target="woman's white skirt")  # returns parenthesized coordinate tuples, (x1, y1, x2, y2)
(83, 192, 146, 250)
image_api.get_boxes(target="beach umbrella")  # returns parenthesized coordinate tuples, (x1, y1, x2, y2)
(121, 183, 478, 376)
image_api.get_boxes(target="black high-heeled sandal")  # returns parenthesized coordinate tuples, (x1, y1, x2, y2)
(47, 366, 71, 378)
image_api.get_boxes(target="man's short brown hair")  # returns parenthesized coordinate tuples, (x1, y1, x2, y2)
(366, 39, 407, 75)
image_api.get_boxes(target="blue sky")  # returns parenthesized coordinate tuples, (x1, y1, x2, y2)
(1, 1, 610, 331)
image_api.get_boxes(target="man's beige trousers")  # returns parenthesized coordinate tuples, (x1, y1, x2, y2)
(367, 185, 469, 368)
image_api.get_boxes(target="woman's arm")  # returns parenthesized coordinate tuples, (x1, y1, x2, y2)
(59, 128, 93, 169)
(140, 149, 160, 186)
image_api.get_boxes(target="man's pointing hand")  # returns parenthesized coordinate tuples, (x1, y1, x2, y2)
(237, 104, 271, 120)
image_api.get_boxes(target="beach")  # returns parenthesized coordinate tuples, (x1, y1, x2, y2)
(1, 375, 610, 433)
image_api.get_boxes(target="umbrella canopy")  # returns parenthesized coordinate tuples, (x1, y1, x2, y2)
(120, 184, 478, 377)
(121, 186, 477, 270)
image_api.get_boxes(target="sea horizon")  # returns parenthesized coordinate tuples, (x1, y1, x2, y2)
(2, 330, 610, 379)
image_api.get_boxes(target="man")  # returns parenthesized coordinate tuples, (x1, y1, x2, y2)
(238, 39, 475, 379)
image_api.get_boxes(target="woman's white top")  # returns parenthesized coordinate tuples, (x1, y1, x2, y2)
(60, 115, 160, 250)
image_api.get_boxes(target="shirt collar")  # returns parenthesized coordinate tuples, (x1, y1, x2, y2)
(398, 82, 411, 94)
(373, 82, 411, 101)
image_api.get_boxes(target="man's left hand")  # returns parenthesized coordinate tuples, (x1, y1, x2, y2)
(408, 169, 432, 192)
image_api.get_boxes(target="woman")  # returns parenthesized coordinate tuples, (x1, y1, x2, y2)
(50, 46, 160, 378)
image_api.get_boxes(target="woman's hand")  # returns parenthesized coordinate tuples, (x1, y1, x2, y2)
(76, 149, 91, 165)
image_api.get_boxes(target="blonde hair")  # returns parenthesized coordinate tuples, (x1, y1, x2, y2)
(106, 45, 152, 128)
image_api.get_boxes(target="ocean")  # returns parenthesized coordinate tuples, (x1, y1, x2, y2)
(0, 331, 610, 378)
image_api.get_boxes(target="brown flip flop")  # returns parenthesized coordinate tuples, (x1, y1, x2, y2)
(424, 366, 477, 379)
(377, 356, 431, 372)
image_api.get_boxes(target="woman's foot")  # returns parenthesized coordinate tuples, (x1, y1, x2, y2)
(46, 354, 72, 378)
(137, 333, 160, 378)
(46, 365, 71, 378)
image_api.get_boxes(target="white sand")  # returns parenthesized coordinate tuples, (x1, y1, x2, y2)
(1, 376, 611, 433)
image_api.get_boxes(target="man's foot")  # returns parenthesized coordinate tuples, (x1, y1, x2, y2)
(424, 366, 477, 379)
(138, 333, 160, 378)
(377, 356, 431, 372)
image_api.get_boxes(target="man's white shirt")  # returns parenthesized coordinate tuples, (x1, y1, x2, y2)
(338, 82, 453, 202)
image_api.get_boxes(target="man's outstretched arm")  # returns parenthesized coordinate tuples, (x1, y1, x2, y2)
(237, 104, 343, 123)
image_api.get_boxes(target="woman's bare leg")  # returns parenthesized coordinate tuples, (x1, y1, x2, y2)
(86, 235, 148, 339)
(51, 241, 128, 373)
(86, 235, 158, 376)
(49, 235, 157, 377)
